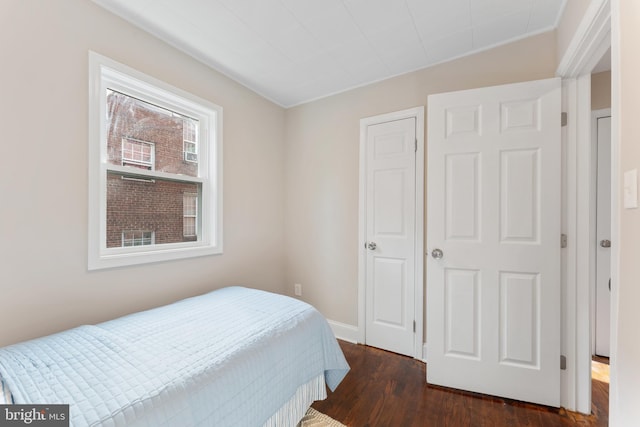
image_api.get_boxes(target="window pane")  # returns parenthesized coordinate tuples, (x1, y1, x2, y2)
(183, 118, 197, 142)
(122, 230, 154, 247)
(107, 172, 200, 248)
(184, 141, 198, 162)
(122, 139, 154, 169)
(183, 193, 197, 237)
(183, 217, 196, 237)
(106, 90, 198, 177)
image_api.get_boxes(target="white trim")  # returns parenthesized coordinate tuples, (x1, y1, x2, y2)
(561, 78, 578, 411)
(590, 108, 612, 356)
(327, 320, 359, 344)
(88, 51, 223, 270)
(556, 0, 611, 78)
(576, 75, 595, 414)
(560, 65, 596, 416)
(105, 164, 205, 184)
(556, 0, 611, 414)
(608, 0, 620, 417)
(357, 106, 425, 360)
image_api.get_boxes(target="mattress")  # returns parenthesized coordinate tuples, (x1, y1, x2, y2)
(0, 286, 349, 426)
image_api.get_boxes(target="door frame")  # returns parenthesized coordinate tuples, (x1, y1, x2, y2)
(591, 108, 612, 356)
(556, 0, 612, 413)
(358, 106, 425, 359)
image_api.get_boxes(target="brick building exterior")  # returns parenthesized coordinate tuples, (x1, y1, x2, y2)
(106, 91, 198, 248)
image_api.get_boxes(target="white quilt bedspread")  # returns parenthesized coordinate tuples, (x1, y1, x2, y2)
(0, 287, 349, 426)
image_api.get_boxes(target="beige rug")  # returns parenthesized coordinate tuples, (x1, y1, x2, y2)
(297, 408, 347, 427)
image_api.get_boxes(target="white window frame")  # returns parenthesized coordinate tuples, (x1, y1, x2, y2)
(88, 52, 223, 270)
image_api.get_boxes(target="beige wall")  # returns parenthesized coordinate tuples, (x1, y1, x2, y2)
(0, 0, 286, 347)
(591, 70, 611, 110)
(557, 0, 591, 66)
(284, 31, 558, 327)
(0, 1, 570, 352)
(611, 0, 640, 424)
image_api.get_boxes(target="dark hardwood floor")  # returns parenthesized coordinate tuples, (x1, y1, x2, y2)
(313, 341, 609, 427)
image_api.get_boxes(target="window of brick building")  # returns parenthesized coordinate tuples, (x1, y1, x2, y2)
(89, 52, 223, 270)
(183, 193, 198, 237)
(122, 139, 154, 169)
(122, 231, 155, 247)
(183, 119, 198, 163)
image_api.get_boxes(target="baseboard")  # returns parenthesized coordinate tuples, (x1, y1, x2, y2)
(327, 320, 359, 344)
(326, 321, 428, 362)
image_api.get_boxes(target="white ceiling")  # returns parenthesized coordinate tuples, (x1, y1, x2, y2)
(93, 0, 567, 108)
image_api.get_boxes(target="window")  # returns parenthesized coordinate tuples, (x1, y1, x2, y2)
(89, 52, 223, 270)
(122, 231, 154, 247)
(122, 139, 154, 169)
(183, 119, 198, 163)
(183, 193, 197, 237)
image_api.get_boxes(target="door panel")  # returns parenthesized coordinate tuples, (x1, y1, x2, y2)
(427, 78, 561, 407)
(500, 149, 540, 242)
(499, 272, 539, 367)
(446, 153, 480, 240)
(374, 169, 406, 234)
(445, 268, 480, 359)
(365, 117, 416, 357)
(373, 258, 406, 326)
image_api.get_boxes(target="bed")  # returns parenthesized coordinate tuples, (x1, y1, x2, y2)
(0, 286, 349, 426)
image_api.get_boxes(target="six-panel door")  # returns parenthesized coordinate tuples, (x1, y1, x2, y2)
(427, 78, 562, 407)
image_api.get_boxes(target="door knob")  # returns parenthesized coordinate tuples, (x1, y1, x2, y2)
(367, 242, 377, 250)
(431, 248, 444, 259)
(600, 239, 611, 248)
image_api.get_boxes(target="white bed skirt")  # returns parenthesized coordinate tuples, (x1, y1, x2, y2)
(263, 374, 327, 427)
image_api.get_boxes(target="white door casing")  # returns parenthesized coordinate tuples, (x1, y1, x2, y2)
(594, 111, 611, 357)
(426, 78, 562, 406)
(359, 107, 424, 358)
(556, 0, 610, 414)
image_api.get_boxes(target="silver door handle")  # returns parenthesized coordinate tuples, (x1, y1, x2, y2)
(600, 239, 611, 248)
(367, 242, 377, 250)
(431, 248, 444, 259)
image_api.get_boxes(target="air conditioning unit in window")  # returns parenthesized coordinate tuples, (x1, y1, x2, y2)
(184, 151, 198, 162)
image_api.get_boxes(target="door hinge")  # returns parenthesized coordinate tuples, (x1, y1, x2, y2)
(561, 234, 568, 248)
(560, 355, 567, 370)
(561, 112, 568, 127)
(413, 320, 416, 333)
